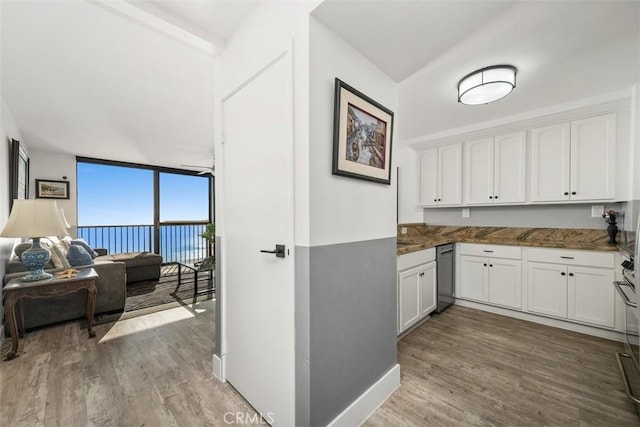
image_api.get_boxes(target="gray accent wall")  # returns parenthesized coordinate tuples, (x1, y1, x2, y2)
(424, 202, 625, 229)
(296, 237, 397, 427)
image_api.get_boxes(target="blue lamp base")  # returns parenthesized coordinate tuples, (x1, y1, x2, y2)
(21, 237, 53, 282)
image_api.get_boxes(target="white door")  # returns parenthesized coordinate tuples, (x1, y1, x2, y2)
(459, 255, 488, 302)
(494, 132, 526, 203)
(222, 51, 294, 425)
(527, 262, 567, 318)
(398, 265, 422, 332)
(570, 113, 616, 201)
(464, 137, 493, 205)
(487, 258, 522, 309)
(568, 266, 615, 328)
(420, 261, 437, 317)
(419, 149, 438, 206)
(530, 123, 570, 202)
(438, 143, 462, 205)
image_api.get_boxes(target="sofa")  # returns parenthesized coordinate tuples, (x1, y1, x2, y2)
(4, 258, 127, 330)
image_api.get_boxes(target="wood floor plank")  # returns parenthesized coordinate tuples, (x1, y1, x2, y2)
(366, 305, 639, 426)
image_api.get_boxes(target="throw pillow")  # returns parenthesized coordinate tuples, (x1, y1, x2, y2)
(71, 239, 99, 258)
(14, 242, 34, 260)
(41, 237, 71, 269)
(67, 245, 94, 267)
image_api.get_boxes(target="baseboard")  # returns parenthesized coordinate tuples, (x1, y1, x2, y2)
(212, 353, 225, 382)
(327, 363, 400, 427)
(454, 299, 625, 342)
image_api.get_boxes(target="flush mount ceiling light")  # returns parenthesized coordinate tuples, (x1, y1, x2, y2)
(458, 65, 517, 105)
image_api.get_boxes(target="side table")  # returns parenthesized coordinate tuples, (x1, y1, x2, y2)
(3, 268, 99, 360)
(175, 261, 214, 301)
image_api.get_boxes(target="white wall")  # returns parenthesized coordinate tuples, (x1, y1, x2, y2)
(308, 18, 398, 246)
(214, 0, 316, 247)
(29, 149, 77, 228)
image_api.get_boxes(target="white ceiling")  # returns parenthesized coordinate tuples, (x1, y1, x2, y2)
(313, 0, 640, 141)
(2, 1, 639, 168)
(1, 0, 259, 169)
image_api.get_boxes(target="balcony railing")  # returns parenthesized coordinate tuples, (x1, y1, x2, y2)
(77, 221, 212, 265)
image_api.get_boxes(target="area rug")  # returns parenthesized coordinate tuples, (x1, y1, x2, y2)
(124, 265, 215, 313)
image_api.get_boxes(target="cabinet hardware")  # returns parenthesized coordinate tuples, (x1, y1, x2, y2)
(571, 191, 576, 195)
(494, 196, 498, 199)
(489, 196, 493, 199)
(433, 199, 437, 202)
(564, 192, 569, 195)
(489, 264, 493, 267)
(483, 250, 494, 253)
(569, 272, 574, 277)
(560, 256, 574, 259)
(483, 263, 487, 267)
(561, 272, 566, 276)
(438, 198, 442, 201)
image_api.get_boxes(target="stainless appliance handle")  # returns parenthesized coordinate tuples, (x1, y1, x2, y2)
(616, 352, 640, 404)
(438, 249, 453, 254)
(614, 281, 637, 308)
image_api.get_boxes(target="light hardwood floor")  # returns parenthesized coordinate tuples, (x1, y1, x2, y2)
(2, 302, 638, 426)
(366, 305, 639, 426)
(0, 300, 261, 427)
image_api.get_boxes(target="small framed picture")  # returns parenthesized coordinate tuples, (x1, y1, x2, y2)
(332, 78, 394, 185)
(35, 179, 70, 199)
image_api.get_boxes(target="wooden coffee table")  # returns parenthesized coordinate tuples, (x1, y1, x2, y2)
(3, 268, 98, 360)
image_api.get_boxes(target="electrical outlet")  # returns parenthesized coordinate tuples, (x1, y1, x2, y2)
(591, 205, 604, 218)
(401, 227, 408, 235)
(462, 208, 470, 218)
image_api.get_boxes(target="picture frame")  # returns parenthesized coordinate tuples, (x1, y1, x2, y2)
(332, 78, 394, 185)
(9, 139, 29, 212)
(35, 179, 70, 199)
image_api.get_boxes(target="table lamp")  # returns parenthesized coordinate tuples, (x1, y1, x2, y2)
(1, 199, 69, 281)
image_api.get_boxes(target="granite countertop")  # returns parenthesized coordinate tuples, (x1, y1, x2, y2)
(397, 224, 631, 256)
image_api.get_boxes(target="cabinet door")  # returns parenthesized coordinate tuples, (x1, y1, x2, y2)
(494, 132, 526, 203)
(567, 266, 615, 328)
(398, 266, 422, 332)
(420, 261, 437, 317)
(419, 149, 438, 206)
(438, 143, 462, 205)
(531, 123, 570, 202)
(570, 113, 616, 201)
(488, 258, 522, 309)
(527, 262, 567, 318)
(459, 256, 488, 302)
(464, 137, 493, 205)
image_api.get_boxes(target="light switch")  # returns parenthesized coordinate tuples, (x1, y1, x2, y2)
(401, 227, 408, 235)
(462, 208, 470, 218)
(591, 205, 604, 218)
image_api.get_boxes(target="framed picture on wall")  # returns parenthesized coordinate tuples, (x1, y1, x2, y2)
(9, 139, 29, 212)
(35, 179, 70, 199)
(332, 78, 394, 185)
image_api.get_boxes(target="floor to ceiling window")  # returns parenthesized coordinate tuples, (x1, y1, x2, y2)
(76, 158, 213, 264)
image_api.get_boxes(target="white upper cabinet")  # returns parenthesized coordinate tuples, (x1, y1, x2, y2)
(570, 114, 616, 201)
(419, 143, 462, 206)
(531, 114, 616, 202)
(464, 132, 526, 205)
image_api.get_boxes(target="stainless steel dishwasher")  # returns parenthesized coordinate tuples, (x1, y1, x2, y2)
(436, 244, 455, 312)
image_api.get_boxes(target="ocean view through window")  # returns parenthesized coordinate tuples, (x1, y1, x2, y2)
(77, 159, 213, 264)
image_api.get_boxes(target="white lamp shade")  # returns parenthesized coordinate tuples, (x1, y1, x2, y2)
(1, 199, 69, 238)
(59, 208, 71, 228)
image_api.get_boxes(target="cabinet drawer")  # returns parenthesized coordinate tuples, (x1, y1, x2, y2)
(398, 248, 436, 271)
(527, 247, 614, 268)
(458, 243, 521, 260)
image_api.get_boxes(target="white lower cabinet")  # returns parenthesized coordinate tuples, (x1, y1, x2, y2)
(526, 249, 616, 329)
(458, 244, 522, 310)
(458, 244, 618, 332)
(397, 249, 437, 335)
